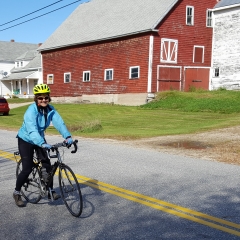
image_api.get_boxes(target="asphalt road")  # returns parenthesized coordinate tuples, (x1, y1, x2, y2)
(1, 129, 240, 239)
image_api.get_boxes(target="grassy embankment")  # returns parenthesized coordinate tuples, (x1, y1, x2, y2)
(2, 89, 240, 139)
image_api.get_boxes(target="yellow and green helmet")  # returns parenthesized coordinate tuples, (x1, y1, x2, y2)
(33, 84, 50, 95)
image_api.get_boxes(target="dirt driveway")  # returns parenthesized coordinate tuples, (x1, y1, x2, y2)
(125, 126, 240, 166)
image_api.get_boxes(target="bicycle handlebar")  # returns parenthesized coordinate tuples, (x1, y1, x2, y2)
(51, 139, 78, 154)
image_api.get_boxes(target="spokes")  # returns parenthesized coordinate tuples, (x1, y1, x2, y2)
(16, 160, 42, 204)
(59, 165, 83, 217)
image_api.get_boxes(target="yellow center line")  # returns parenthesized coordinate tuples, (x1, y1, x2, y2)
(75, 174, 240, 229)
(2, 150, 240, 237)
(75, 174, 240, 236)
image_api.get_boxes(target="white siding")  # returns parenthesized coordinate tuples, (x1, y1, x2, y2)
(0, 62, 14, 96)
(0, 62, 14, 79)
(211, 6, 240, 90)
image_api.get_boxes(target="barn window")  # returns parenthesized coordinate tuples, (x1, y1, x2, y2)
(83, 71, 90, 82)
(160, 38, 178, 63)
(47, 74, 54, 84)
(129, 66, 140, 79)
(186, 6, 194, 25)
(64, 72, 71, 83)
(193, 46, 204, 63)
(214, 68, 219, 77)
(104, 69, 113, 81)
(206, 10, 213, 27)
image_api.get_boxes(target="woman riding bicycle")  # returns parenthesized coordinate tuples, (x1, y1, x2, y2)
(13, 83, 73, 207)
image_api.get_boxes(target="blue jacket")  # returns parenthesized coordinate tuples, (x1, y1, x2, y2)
(17, 103, 71, 147)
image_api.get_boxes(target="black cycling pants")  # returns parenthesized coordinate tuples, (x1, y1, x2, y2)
(15, 137, 53, 192)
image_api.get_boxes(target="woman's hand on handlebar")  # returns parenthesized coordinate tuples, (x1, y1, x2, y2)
(42, 143, 52, 149)
(65, 137, 73, 146)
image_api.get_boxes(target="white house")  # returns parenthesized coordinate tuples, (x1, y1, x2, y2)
(2, 51, 42, 98)
(0, 40, 41, 97)
(211, 0, 240, 90)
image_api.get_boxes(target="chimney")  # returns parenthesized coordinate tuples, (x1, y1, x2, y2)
(38, 43, 42, 47)
(10, 39, 15, 42)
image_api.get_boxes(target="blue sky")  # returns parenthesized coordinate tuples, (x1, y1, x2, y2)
(0, 0, 89, 44)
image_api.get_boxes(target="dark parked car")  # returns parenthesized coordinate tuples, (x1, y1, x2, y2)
(0, 97, 10, 115)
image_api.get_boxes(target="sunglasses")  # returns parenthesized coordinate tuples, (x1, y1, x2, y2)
(37, 96, 49, 101)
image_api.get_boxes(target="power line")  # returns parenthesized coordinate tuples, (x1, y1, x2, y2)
(0, 0, 64, 27)
(0, 0, 83, 32)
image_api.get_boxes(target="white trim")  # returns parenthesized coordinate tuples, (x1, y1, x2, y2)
(184, 66, 211, 69)
(160, 38, 178, 63)
(129, 66, 140, 79)
(47, 74, 54, 84)
(40, 54, 43, 84)
(193, 45, 205, 63)
(206, 9, 213, 27)
(184, 66, 211, 91)
(186, 5, 194, 25)
(157, 65, 182, 91)
(27, 78, 29, 94)
(83, 70, 91, 82)
(104, 68, 113, 81)
(212, 3, 240, 12)
(64, 72, 71, 83)
(147, 36, 154, 93)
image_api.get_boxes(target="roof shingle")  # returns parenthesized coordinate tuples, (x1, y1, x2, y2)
(39, 0, 178, 51)
(0, 41, 39, 62)
(214, 0, 240, 9)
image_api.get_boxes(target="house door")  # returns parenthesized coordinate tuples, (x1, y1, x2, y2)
(184, 68, 210, 91)
(157, 66, 181, 91)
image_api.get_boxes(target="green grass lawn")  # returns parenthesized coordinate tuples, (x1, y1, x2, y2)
(2, 90, 240, 139)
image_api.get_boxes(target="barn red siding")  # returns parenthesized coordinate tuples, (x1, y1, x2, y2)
(42, 35, 150, 97)
(153, 0, 216, 91)
(41, 0, 217, 98)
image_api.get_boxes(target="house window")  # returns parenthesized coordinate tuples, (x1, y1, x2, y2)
(47, 74, 54, 84)
(83, 71, 90, 82)
(64, 72, 71, 83)
(206, 10, 213, 27)
(104, 69, 113, 81)
(160, 38, 178, 63)
(21, 62, 23, 67)
(129, 66, 140, 79)
(193, 46, 204, 63)
(214, 68, 219, 77)
(186, 6, 194, 25)
(16, 62, 19, 67)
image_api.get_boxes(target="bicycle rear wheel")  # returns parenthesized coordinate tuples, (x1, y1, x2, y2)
(58, 164, 83, 217)
(16, 159, 42, 204)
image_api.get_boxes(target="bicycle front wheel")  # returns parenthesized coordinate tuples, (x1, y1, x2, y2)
(58, 164, 83, 217)
(16, 159, 42, 204)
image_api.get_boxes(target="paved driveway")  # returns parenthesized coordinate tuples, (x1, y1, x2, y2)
(9, 102, 31, 109)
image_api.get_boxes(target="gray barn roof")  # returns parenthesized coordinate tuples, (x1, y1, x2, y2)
(39, 0, 178, 51)
(0, 41, 39, 62)
(214, 0, 240, 9)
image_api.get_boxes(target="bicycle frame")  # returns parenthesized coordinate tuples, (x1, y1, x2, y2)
(15, 140, 78, 201)
(15, 140, 82, 217)
(41, 140, 78, 200)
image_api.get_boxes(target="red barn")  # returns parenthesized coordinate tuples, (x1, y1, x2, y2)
(39, 0, 217, 105)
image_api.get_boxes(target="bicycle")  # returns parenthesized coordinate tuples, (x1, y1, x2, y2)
(14, 140, 83, 217)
